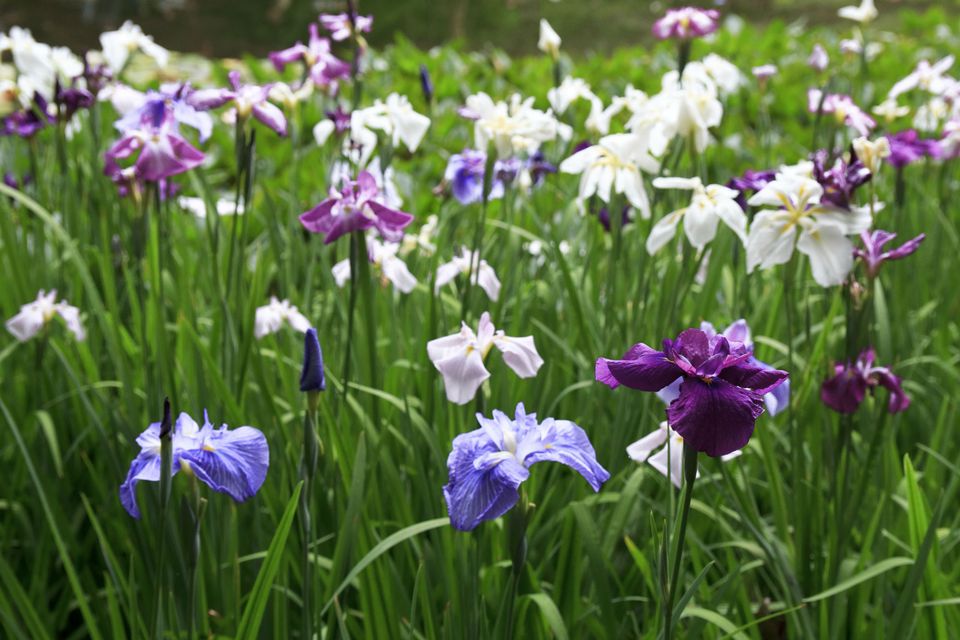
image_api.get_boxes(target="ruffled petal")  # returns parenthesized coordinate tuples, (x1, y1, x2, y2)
(667, 378, 765, 457)
(523, 418, 610, 491)
(596, 343, 681, 391)
(179, 426, 270, 503)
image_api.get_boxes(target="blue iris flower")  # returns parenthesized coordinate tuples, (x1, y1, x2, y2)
(443, 403, 610, 531)
(120, 411, 270, 519)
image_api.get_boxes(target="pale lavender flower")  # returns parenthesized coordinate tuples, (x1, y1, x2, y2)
(189, 71, 287, 136)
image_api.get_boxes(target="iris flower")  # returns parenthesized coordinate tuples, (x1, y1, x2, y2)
(269, 24, 350, 92)
(299, 169, 413, 244)
(852, 136, 891, 174)
(6, 289, 85, 342)
(821, 348, 910, 414)
(331, 236, 418, 294)
(854, 230, 925, 278)
(808, 90, 875, 136)
(538, 19, 561, 59)
(745, 172, 872, 287)
(435, 248, 501, 301)
(808, 44, 830, 72)
(318, 12, 373, 42)
(888, 56, 954, 99)
(597, 327, 788, 457)
(427, 312, 543, 405)
(656, 320, 790, 417)
(652, 7, 720, 40)
(99, 21, 169, 73)
(628, 422, 741, 489)
(462, 92, 565, 158)
(254, 297, 311, 339)
(647, 176, 746, 255)
(104, 99, 205, 183)
(838, 0, 878, 24)
(189, 71, 287, 136)
(559, 133, 659, 218)
(120, 411, 269, 519)
(443, 149, 507, 205)
(883, 129, 942, 169)
(443, 403, 609, 531)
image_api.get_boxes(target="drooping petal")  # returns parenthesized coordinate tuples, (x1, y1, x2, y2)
(179, 425, 270, 503)
(596, 343, 681, 391)
(719, 361, 789, 394)
(655, 377, 683, 405)
(746, 210, 797, 273)
(381, 255, 418, 293)
(797, 222, 854, 287)
(524, 418, 610, 491)
(646, 209, 683, 255)
(820, 366, 867, 413)
(874, 369, 911, 413)
(252, 101, 288, 136)
(493, 335, 543, 378)
(119, 449, 167, 519)
(433, 349, 491, 405)
(667, 378, 765, 457)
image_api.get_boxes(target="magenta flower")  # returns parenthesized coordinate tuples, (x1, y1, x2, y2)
(104, 100, 204, 183)
(884, 129, 942, 169)
(821, 348, 910, 414)
(319, 12, 373, 41)
(299, 170, 413, 244)
(597, 328, 788, 457)
(808, 89, 875, 136)
(652, 7, 720, 40)
(189, 70, 287, 136)
(854, 230, 925, 278)
(269, 24, 350, 91)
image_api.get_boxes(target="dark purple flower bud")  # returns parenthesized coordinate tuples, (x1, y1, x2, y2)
(727, 169, 775, 209)
(55, 80, 94, 122)
(82, 54, 113, 95)
(885, 129, 943, 169)
(419, 64, 434, 105)
(1, 93, 54, 139)
(526, 150, 556, 186)
(597, 205, 631, 232)
(159, 397, 173, 439)
(299, 328, 325, 392)
(821, 348, 909, 414)
(854, 229, 925, 278)
(326, 105, 352, 135)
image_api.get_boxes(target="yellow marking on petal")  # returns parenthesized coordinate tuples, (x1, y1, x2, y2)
(203, 444, 216, 452)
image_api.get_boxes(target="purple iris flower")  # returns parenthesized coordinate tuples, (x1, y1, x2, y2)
(104, 99, 205, 183)
(443, 149, 506, 205)
(326, 105, 352, 134)
(597, 328, 789, 457)
(597, 205, 631, 232)
(656, 320, 790, 418)
(727, 169, 775, 209)
(300, 328, 325, 392)
(81, 54, 113, 95)
(120, 411, 270, 519)
(884, 130, 943, 169)
(300, 169, 413, 244)
(116, 86, 213, 142)
(189, 71, 287, 136)
(54, 80, 94, 122)
(812, 149, 871, 210)
(854, 229, 925, 278)
(821, 348, 910, 414)
(652, 7, 720, 40)
(269, 24, 351, 92)
(527, 150, 557, 186)
(1, 93, 54, 138)
(443, 403, 610, 531)
(319, 12, 373, 41)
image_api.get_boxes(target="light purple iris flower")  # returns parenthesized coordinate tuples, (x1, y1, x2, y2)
(652, 7, 720, 40)
(443, 403, 609, 531)
(443, 149, 505, 205)
(808, 90, 875, 136)
(854, 229, 925, 278)
(120, 411, 269, 519)
(821, 348, 910, 414)
(269, 24, 351, 91)
(319, 12, 373, 41)
(656, 320, 790, 418)
(189, 71, 287, 136)
(115, 86, 213, 142)
(597, 328, 789, 457)
(104, 99, 205, 183)
(884, 129, 942, 169)
(300, 169, 413, 244)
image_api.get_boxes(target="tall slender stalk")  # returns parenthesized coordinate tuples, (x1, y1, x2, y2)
(663, 445, 698, 640)
(153, 398, 173, 638)
(300, 395, 320, 640)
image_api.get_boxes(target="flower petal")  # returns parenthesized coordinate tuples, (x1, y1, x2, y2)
(596, 343, 681, 391)
(524, 418, 610, 491)
(179, 426, 270, 503)
(667, 378, 765, 457)
(494, 335, 544, 378)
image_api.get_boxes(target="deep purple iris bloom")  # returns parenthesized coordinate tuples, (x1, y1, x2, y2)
(884, 130, 943, 169)
(189, 70, 287, 136)
(120, 411, 270, 519)
(1, 93, 54, 138)
(652, 7, 720, 40)
(326, 105, 352, 135)
(103, 156, 180, 200)
(821, 348, 910, 414)
(597, 328, 789, 457)
(81, 54, 113, 95)
(854, 229, 925, 278)
(319, 12, 373, 41)
(54, 80, 94, 122)
(657, 320, 790, 418)
(105, 99, 205, 183)
(444, 403, 610, 531)
(269, 24, 351, 92)
(527, 150, 557, 186)
(812, 149, 871, 210)
(443, 149, 506, 205)
(300, 169, 413, 244)
(727, 169, 775, 209)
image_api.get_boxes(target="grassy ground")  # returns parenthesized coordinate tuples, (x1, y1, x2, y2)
(1, 6, 959, 640)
